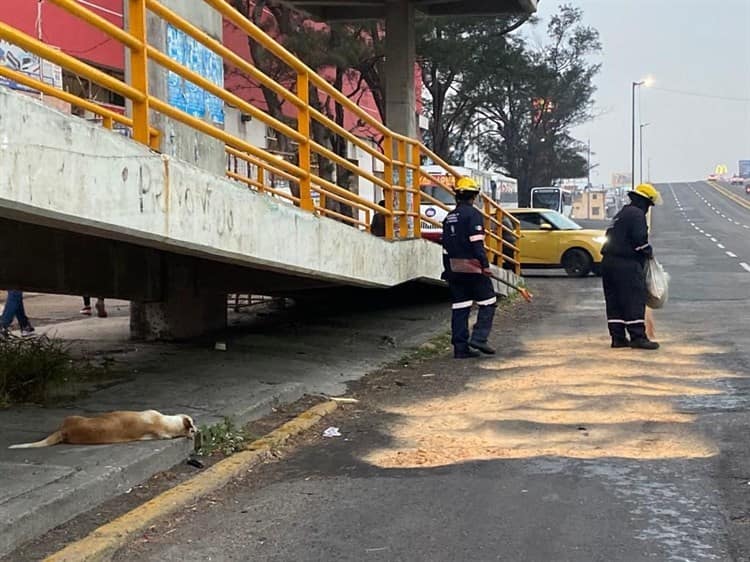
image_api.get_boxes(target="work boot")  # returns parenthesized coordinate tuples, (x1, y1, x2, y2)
(630, 338, 659, 350)
(454, 348, 481, 359)
(469, 340, 496, 355)
(611, 338, 630, 349)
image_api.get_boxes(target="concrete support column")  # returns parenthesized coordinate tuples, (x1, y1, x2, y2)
(130, 257, 226, 340)
(384, 0, 417, 138)
(125, 1, 228, 338)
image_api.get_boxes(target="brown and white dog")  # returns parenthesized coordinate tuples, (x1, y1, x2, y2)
(8, 410, 197, 449)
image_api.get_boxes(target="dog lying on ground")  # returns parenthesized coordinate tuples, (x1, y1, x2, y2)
(8, 410, 197, 448)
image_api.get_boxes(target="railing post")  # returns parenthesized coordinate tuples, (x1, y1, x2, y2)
(496, 207, 505, 270)
(483, 198, 494, 265)
(397, 138, 408, 238)
(296, 71, 314, 211)
(383, 134, 395, 240)
(256, 163, 265, 193)
(412, 142, 421, 239)
(127, 0, 150, 146)
(514, 218, 522, 275)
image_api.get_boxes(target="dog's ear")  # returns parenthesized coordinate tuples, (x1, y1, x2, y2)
(183, 415, 195, 432)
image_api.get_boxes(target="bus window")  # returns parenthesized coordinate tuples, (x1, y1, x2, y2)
(531, 189, 560, 211)
(421, 184, 455, 205)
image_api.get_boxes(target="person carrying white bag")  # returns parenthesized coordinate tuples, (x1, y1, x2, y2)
(644, 258, 670, 340)
(600, 184, 663, 350)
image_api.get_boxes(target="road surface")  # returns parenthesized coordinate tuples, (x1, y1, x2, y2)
(77, 182, 750, 561)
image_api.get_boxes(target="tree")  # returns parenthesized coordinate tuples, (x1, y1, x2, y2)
(417, 14, 533, 164)
(473, 5, 601, 204)
(228, 1, 384, 217)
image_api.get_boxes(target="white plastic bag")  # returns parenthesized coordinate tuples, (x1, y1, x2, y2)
(645, 258, 670, 309)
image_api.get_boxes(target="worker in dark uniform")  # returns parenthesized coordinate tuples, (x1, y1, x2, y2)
(442, 177, 497, 359)
(601, 183, 662, 350)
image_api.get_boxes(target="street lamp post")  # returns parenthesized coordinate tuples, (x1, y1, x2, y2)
(631, 81, 644, 189)
(631, 77, 652, 189)
(639, 122, 650, 184)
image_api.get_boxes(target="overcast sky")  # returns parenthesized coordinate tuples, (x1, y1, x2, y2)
(527, 0, 750, 185)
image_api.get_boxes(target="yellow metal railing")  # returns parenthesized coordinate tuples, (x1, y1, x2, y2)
(0, 0, 520, 274)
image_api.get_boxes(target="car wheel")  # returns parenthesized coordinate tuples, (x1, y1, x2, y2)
(591, 263, 603, 276)
(562, 249, 593, 277)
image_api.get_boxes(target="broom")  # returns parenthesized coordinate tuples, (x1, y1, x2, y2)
(645, 307, 656, 340)
(449, 259, 534, 303)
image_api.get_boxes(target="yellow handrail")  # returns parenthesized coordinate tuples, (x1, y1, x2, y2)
(0, 0, 521, 273)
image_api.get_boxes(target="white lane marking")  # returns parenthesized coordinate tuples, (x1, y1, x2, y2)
(717, 243, 725, 249)
(711, 237, 718, 242)
(727, 251, 738, 258)
(741, 262, 750, 273)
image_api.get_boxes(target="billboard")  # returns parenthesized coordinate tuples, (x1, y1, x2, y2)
(739, 160, 750, 178)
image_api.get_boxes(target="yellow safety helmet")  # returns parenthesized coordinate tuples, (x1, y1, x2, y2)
(631, 183, 662, 206)
(455, 177, 481, 193)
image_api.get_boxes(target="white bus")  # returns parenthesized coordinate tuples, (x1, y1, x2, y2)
(530, 186, 574, 217)
(419, 166, 516, 242)
(493, 174, 519, 209)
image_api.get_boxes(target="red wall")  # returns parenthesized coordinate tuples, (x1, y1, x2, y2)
(1, 1, 421, 136)
(1, 0, 124, 71)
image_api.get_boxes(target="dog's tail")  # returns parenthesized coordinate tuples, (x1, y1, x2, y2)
(9, 431, 63, 449)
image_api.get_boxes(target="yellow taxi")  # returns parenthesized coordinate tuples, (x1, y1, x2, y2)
(508, 208, 607, 277)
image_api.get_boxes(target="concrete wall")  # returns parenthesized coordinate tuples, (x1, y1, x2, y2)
(0, 88, 445, 291)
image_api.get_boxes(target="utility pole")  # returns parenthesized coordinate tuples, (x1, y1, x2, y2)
(639, 123, 650, 184)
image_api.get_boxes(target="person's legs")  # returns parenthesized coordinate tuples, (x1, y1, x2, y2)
(625, 262, 656, 349)
(0, 291, 22, 329)
(602, 257, 628, 346)
(15, 293, 33, 336)
(95, 298, 107, 318)
(81, 296, 92, 315)
(469, 276, 497, 354)
(449, 279, 478, 359)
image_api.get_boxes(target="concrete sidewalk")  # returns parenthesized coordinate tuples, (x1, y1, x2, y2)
(0, 294, 449, 557)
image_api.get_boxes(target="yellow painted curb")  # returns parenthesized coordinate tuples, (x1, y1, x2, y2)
(707, 181, 750, 211)
(44, 400, 338, 562)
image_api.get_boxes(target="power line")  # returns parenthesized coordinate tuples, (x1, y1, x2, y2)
(650, 86, 750, 103)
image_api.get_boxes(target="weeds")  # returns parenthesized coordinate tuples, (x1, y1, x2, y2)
(0, 335, 106, 406)
(195, 418, 256, 457)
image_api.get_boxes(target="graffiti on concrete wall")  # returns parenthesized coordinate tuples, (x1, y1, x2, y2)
(166, 24, 224, 126)
(0, 40, 63, 93)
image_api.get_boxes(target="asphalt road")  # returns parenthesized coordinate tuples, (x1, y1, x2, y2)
(110, 182, 750, 562)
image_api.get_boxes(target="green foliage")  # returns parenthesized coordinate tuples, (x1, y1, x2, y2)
(0, 335, 106, 406)
(419, 5, 601, 203)
(195, 418, 255, 457)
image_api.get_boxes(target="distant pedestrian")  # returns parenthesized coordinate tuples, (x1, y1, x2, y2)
(371, 200, 387, 237)
(0, 290, 35, 337)
(81, 297, 107, 318)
